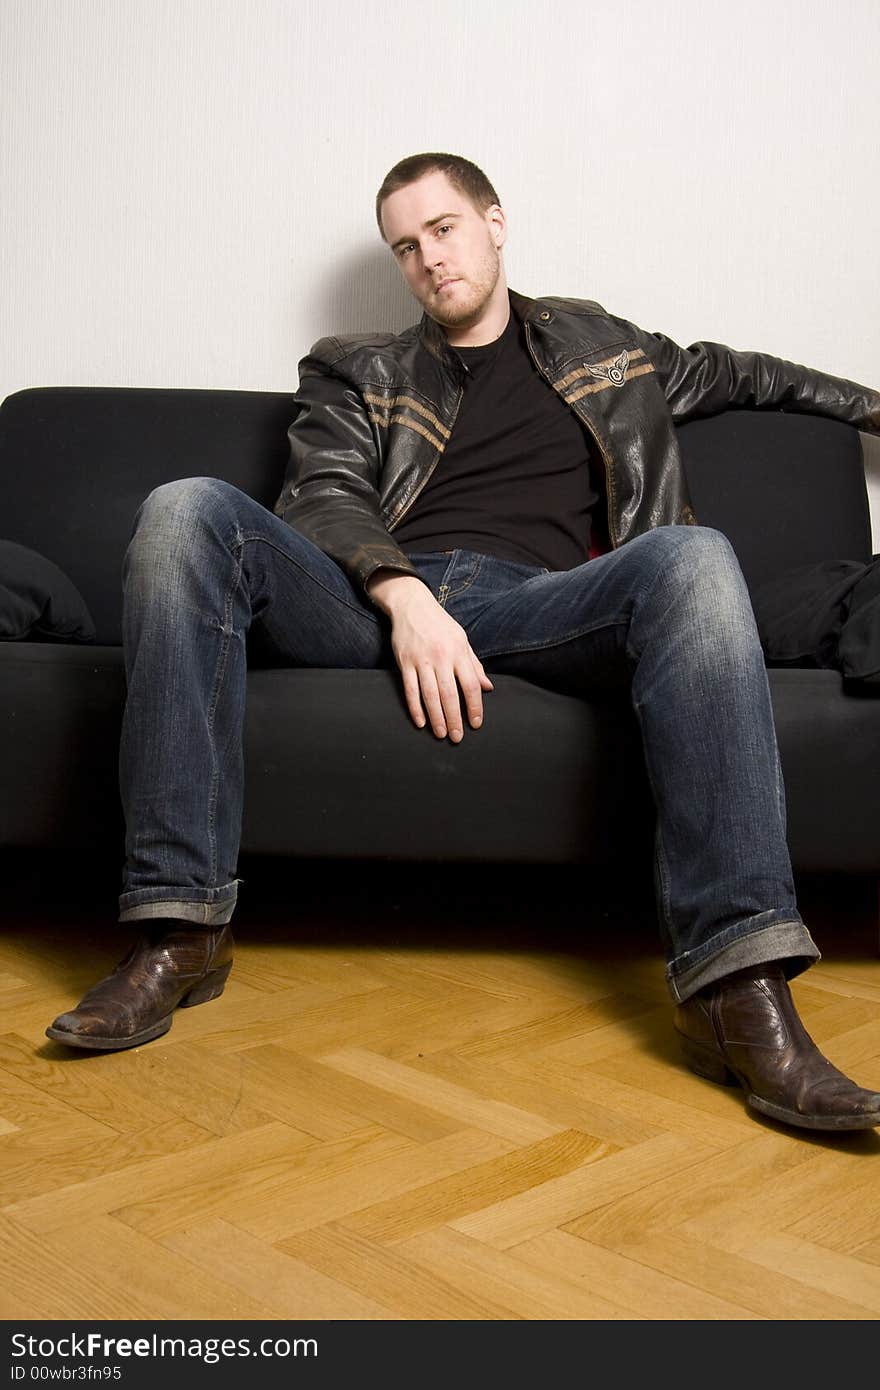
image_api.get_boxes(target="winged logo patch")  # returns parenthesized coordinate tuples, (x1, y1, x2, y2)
(586, 349, 629, 388)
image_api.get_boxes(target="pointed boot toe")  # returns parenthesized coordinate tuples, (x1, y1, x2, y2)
(674, 964, 880, 1132)
(45, 923, 234, 1053)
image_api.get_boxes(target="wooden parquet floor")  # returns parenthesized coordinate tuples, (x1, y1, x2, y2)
(2, 850, 879, 1322)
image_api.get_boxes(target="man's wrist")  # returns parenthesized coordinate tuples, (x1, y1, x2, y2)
(366, 567, 427, 615)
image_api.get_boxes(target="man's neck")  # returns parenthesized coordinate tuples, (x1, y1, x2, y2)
(444, 284, 511, 348)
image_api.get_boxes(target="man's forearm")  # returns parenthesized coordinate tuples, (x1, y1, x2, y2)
(640, 324, 880, 432)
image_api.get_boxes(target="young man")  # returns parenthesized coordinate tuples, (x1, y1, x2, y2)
(47, 153, 880, 1134)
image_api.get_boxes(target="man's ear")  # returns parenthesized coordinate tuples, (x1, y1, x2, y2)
(487, 203, 507, 249)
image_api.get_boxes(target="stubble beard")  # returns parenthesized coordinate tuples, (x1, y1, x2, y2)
(423, 241, 502, 330)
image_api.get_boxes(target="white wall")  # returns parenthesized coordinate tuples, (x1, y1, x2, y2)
(2, 0, 878, 531)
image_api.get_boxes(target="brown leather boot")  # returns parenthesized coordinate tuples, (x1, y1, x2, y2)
(674, 964, 880, 1131)
(45, 922, 234, 1052)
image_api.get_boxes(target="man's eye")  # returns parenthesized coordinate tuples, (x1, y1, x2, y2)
(437, 224, 452, 235)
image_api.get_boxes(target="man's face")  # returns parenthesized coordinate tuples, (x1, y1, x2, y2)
(380, 170, 507, 339)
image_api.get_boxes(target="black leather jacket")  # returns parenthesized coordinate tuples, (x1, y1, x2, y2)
(275, 290, 880, 591)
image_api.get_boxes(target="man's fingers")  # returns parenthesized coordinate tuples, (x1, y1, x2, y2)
(447, 644, 494, 729)
(400, 665, 427, 730)
(457, 664, 487, 729)
(435, 669, 467, 742)
(417, 667, 451, 740)
(395, 634, 492, 741)
(399, 660, 452, 738)
(477, 657, 494, 692)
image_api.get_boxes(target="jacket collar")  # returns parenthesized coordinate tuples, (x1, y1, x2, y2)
(416, 288, 543, 368)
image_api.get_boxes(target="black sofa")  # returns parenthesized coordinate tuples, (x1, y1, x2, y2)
(1, 386, 878, 901)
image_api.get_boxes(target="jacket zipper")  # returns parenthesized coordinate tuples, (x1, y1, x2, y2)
(387, 381, 465, 532)
(523, 321, 620, 548)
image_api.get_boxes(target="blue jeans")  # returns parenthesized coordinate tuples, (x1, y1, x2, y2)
(118, 477, 819, 1001)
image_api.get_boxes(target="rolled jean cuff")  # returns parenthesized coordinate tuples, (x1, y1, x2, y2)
(665, 912, 820, 1003)
(118, 880, 239, 927)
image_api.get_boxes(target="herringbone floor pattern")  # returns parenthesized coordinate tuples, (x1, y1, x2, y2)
(2, 851, 879, 1321)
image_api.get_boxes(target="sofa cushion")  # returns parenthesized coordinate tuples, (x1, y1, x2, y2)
(751, 556, 880, 687)
(678, 411, 871, 592)
(0, 386, 295, 644)
(0, 541, 95, 642)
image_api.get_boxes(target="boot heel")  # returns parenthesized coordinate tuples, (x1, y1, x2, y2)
(678, 1035, 739, 1087)
(181, 961, 232, 1008)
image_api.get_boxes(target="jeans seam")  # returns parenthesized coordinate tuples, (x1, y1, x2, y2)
(652, 822, 674, 939)
(444, 551, 485, 600)
(666, 915, 811, 977)
(239, 531, 381, 627)
(476, 614, 629, 660)
(205, 530, 244, 886)
(119, 881, 239, 903)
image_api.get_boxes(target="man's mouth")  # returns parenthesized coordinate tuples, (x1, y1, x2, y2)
(434, 277, 459, 294)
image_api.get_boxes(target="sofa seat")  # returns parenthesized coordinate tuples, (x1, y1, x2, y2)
(1, 386, 877, 911)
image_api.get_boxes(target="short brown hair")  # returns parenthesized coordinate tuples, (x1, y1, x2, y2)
(375, 153, 500, 238)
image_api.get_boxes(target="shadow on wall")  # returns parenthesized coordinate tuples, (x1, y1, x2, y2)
(306, 244, 418, 340)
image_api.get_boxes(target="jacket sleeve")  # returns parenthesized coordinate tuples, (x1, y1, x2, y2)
(273, 340, 422, 593)
(625, 321, 880, 433)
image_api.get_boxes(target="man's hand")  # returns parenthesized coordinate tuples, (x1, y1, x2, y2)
(367, 569, 493, 741)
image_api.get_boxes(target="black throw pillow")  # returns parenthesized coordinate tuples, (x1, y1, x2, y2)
(0, 540, 96, 642)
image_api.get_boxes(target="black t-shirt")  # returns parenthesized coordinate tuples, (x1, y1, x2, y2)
(394, 312, 604, 570)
